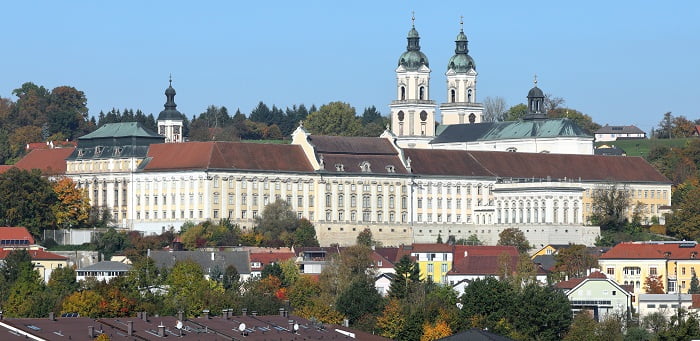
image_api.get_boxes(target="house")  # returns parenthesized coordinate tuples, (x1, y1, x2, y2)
(594, 124, 646, 142)
(294, 246, 340, 275)
(555, 271, 632, 321)
(375, 273, 394, 297)
(149, 250, 251, 281)
(371, 248, 398, 275)
(76, 261, 132, 282)
(0, 226, 36, 247)
(637, 294, 698, 319)
(447, 245, 547, 293)
(407, 243, 454, 284)
(598, 241, 700, 295)
(249, 250, 295, 277)
(0, 248, 68, 283)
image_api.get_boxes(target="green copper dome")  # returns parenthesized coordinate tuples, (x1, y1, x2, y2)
(447, 28, 475, 72)
(398, 24, 429, 70)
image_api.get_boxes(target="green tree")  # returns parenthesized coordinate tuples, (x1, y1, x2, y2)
(548, 108, 601, 135)
(293, 218, 319, 247)
(376, 298, 406, 339)
(0, 168, 57, 236)
(356, 228, 374, 247)
(590, 184, 631, 230)
(336, 278, 382, 325)
(167, 260, 222, 317)
(668, 184, 700, 240)
(497, 228, 530, 253)
(512, 283, 572, 341)
(254, 200, 298, 247)
(504, 103, 528, 121)
(459, 277, 516, 332)
(95, 227, 129, 260)
(46, 86, 89, 139)
(304, 101, 362, 136)
(4, 256, 50, 317)
(690, 272, 700, 294)
(390, 255, 420, 299)
(564, 312, 597, 341)
(554, 244, 599, 279)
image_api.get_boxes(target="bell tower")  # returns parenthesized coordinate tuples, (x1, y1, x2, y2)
(157, 76, 185, 143)
(440, 17, 483, 125)
(390, 14, 436, 148)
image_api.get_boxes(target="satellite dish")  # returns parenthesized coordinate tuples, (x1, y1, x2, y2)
(176, 320, 183, 330)
(238, 323, 246, 332)
(294, 323, 299, 332)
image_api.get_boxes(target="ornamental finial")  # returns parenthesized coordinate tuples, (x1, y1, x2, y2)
(460, 15, 464, 31)
(534, 74, 538, 86)
(411, 11, 415, 27)
(169, 73, 172, 86)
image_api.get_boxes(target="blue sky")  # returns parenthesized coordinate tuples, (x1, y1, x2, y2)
(2, 1, 698, 133)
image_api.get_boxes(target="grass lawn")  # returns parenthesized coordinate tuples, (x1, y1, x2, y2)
(596, 138, 694, 158)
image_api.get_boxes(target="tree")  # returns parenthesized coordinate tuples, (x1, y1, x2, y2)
(668, 185, 700, 240)
(167, 260, 222, 317)
(376, 299, 406, 339)
(356, 228, 374, 247)
(512, 283, 572, 341)
(457, 234, 482, 246)
(548, 108, 601, 135)
(61, 290, 103, 317)
(642, 311, 667, 334)
(389, 255, 420, 299)
(293, 218, 319, 247)
(336, 278, 382, 325)
(304, 101, 362, 136)
(254, 200, 299, 247)
(482, 96, 508, 122)
(544, 94, 566, 113)
(564, 312, 597, 341)
(288, 275, 321, 309)
(504, 103, 528, 121)
(459, 277, 516, 331)
(95, 227, 129, 260)
(644, 274, 665, 294)
(590, 184, 631, 230)
(0, 168, 56, 236)
(420, 320, 452, 341)
(690, 273, 700, 294)
(497, 228, 530, 253)
(46, 86, 89, 139)
(51, 177, 91, 228)
(554, 244, 599, 279)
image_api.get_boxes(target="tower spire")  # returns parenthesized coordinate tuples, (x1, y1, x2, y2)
(534, 74, 538, 86)
(460, 15, 464, 31)
(411, 11, 415, 27)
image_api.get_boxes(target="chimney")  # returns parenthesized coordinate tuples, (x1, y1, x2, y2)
(211, 252, 215, 261)
(88, 326, 94, 338)
(252, 311, 257, 316)
(288, 320, 294, 332)
(343, 319, 349, 327)
(177, 311, 184, 322)
(158, 324, 165, 337)
(242, 308, 247, 316)
(279, 308, 285, 316)
(0, 311, 4, 320)
(203, 310, 210, 319)
(142, 311, 148, 322)
(49, 312, 55, 321)
(127, 321, 133, 336)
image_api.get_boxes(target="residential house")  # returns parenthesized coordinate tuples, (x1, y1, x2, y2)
(76, 261, 132, 282)
(249, 250, 295, 277)
(599, 241, 700, 295)
(294, 247, 339, 275)
(0, 226, 35, 247)
(375, 273, 394, 297)
(637, 294, 698, 319)
(555, 271, 632, 321)
(149, 250, 251, 281)
(408, 243, 454, 284)
(0, 248, 68, 282)
(594, 125, 646, 142)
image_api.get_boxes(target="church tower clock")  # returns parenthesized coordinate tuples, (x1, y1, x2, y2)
(390, 14, 437, 148)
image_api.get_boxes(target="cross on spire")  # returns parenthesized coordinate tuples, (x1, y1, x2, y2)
(411, 11, 415, 27)
(460, 15, 464, 31)
(534, 74, 538, 86)
(169, 73, 172, 86)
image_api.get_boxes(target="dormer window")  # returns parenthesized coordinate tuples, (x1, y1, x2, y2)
(113, 147, 123, 157)
(386, 165, 395, 173)
(692, 252, 698, 259)
(77, 149, 84, 157)
(335, 163, 345, 172)
(360, 161, 371, 173)
(506, 147, 517, 153)
(94, 146, 104, 157)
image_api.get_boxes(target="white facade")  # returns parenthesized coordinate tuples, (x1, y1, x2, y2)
(431, 136, 595, 155)
(158, 119, 183, 143)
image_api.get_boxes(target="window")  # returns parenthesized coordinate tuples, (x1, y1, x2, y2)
(442, 264, 448, 273)
(607, 268, 615, 275)
(377, 195, 383, 208)
(427, 263, 434, 273)
(650, 267, 657, 276)
(338, 194, 344, 207)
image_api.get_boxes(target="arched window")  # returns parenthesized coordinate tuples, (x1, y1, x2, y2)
(419, 86, 425, 100)
(450, 89, 456, 102)
(469, 113, 476, 124)
(400, 86, 406, 100)
(467, 89, 472, 103)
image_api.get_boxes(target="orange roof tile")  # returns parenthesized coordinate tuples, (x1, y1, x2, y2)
(555, 271, 611, 290)
(249, 252, 295, 269)
(600, 242, 700, 260)
(409, 243, 455, 253)
(14, 148, 74, 175)
(0, 227, 35, 244)
(0, 249, 67, 261)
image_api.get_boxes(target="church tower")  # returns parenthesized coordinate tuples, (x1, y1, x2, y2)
(157, 77, 185, 143)
(440, 18, 483, 125)
(524, 76, 547, 120)
(390, 14, 436, 148)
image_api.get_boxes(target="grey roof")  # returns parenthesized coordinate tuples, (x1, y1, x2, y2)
(595, 146, 626, 156)
(532, 255, 556, 271)
(77, 261, 131, 272)
(638, 294, 693, 302)
(149, 250, 251, 275)
(595, 124, 645, 134)
(431, 118, 590, 144)
(438, 328, 515, 341)
(67, 122, 164, 161)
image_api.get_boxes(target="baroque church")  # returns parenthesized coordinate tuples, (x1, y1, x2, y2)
(10, 19, 671, 256)
(389, 18, 593, 155)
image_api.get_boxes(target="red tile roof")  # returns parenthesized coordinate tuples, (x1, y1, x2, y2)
(403, 149, 495, 177)
(454, 245, 519, 258)
(600, 242, 700, 260)
(450, 255, 519, 275)
(374, 247, 400, 263)
(0, 227, 35, 244)
(410, 243, 455, 253)
(144, 142, 314, 172)
(0, 249, 67, 261)
(249, 252, 295, 269)
(0, 165, 13, 174)
(310, 135, 398, 155)
(692, 294, 700, 309)
(13, 148, 74, 175)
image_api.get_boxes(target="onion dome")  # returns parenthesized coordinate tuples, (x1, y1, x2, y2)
(157, 77, 184, 121)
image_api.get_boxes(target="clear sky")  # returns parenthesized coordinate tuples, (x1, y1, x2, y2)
(2, 1, 698, 134)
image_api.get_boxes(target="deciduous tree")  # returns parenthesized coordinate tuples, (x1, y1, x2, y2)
(483, 96, 508, 122)
(304, 101, 362, 136)
(420, 320, 452, 341)
(376, 299, 406, 339)
(504, 103, 528, 121)
(52, 177, 90, 228)
(0, 168, 56, 236)
(554, 244, 598, 279)
(590, 184, 631, 230)
(336, 278, 382, 325)
(497, 228, 530, 253)
(644, 274, 665, 294)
